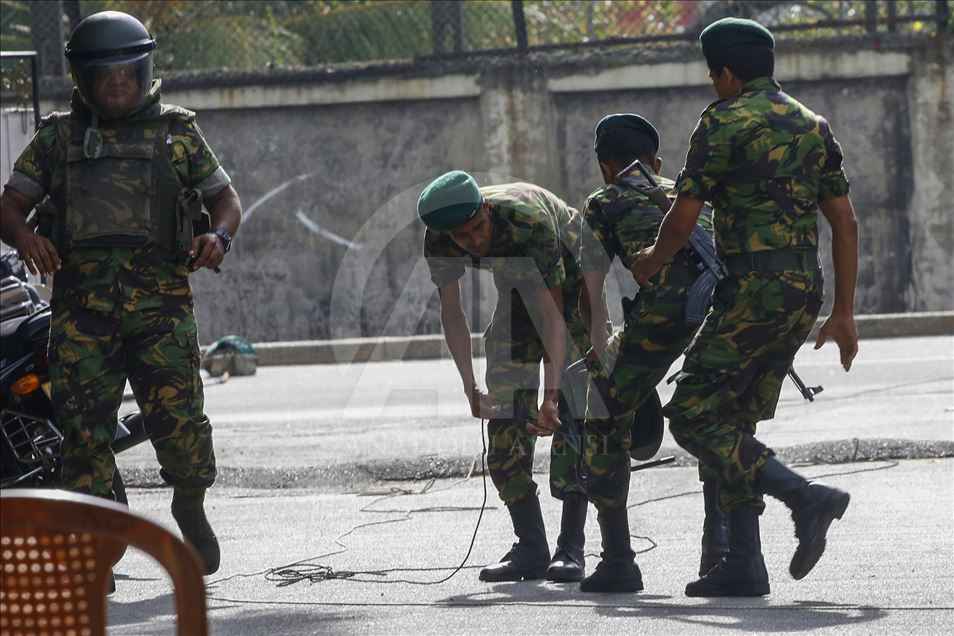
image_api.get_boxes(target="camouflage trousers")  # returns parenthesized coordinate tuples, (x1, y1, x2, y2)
(485, 291, 588, 505)
(49, 248, 216, 499)
(583, 289, 699, 510)
(665, 270, 823, 512)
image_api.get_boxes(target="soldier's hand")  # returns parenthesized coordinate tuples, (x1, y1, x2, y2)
(631, 246, 662, 288)
(468, 385, 501, 419)
(189, 232, 225, 271)
(528, 398, 560, 437)
(814, 313, 858, 371)
(14, 230, 60, 276)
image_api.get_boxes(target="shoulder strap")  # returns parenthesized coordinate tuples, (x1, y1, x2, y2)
(158, 103, 196, 121)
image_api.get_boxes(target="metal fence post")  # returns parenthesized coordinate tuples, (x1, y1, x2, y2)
(28, 0, 66, 77)
(938, 0, 952, 32)
(512, 0, 528, 52)
(431, 0, 463, 57)
(865, 0, 878, 32)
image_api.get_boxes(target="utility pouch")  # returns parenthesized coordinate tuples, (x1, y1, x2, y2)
(32, 196, 64, 254)
(175, 187, 205, 257)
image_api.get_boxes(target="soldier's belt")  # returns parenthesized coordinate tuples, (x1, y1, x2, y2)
(724, 250, 818, 275)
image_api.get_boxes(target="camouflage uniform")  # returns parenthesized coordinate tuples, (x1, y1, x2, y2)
(6, 84, 230, 497)
(579, 177, 707, 509)
(666, 77, 850, 512)
(424, 183, 589, 505)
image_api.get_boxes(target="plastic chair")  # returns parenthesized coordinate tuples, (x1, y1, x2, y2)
(0, 489, 208, 636)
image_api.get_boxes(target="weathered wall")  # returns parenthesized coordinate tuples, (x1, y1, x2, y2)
(33, 36, 953, 343)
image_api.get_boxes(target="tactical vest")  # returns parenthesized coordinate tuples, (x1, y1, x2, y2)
(47, 103, 199, 253)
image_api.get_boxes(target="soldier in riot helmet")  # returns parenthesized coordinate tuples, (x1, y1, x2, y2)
(0, 10, 242, 578)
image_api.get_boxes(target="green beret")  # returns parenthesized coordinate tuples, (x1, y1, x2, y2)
(700, 17, 775, 60)
(594, 113, 659, 153)
(417, 170, 483, 231)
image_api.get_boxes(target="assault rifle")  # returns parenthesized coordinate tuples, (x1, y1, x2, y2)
(617, 158, 824, 403)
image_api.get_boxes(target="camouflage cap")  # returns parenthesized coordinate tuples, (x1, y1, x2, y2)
(417, 170, 483, 231)
(594, 113, 659, 153)
(700, 17, 775, 60)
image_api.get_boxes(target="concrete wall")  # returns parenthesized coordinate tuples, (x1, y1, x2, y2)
(34, 36, 953, 343)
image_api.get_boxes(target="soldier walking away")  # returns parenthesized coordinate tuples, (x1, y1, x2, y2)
(419, 171, 592, 583)
(633, 17, 859, 597)
(577, 113, 727, 593)
(0, 11, 243, 577)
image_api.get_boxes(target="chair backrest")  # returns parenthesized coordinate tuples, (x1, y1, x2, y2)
(0, 489, 208, 636)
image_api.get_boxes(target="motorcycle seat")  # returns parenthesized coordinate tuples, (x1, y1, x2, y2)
(0, 310, 51, 361)
(0, 314, 29, 341)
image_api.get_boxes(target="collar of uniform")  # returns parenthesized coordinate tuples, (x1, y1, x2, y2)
(739, 76, 781, 96)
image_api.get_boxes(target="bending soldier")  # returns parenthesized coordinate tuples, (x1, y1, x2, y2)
(0, 11, 242, 577)
(419, 171, 591, 583)
(633, 18, 859, 597)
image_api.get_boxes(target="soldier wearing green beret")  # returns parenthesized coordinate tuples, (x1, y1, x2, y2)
(577, 113, 728, 592)
(633, 17, 860, 597)
(0, 11, 242, 577)
(419, 171, 592, 582)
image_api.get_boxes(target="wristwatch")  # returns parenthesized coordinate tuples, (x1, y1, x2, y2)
(213, 228, 232, 253)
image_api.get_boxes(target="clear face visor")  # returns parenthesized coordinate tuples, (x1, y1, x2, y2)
(70, 51, 153, 119)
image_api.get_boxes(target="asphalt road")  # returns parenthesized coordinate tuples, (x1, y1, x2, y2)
(117, 334, 954, 487)
(110, 459, 953, 635)
(102, 334, 954, 634)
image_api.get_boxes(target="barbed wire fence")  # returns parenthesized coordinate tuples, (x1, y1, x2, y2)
(0, 0, 949, 89)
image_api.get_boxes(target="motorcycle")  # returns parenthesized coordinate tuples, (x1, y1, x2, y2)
(0, 265, 150, 502)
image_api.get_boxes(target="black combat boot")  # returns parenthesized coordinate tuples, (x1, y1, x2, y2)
(479, 495, 551, 582)
(546, 492, 587, 583)
(685, 504, 769, 597)
(755, 457, 851, 580)
(579, 506, 643, 593)
(171, 488, 221, 575)
(699, 479, 730, 577)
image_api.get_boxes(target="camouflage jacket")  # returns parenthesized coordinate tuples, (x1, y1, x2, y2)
(423, 182, 583, 309)
(674, 77, 850, 256)
(581, 174, 703, 274)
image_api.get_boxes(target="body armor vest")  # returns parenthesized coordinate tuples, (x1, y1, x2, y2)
(49, 103, 196, 253)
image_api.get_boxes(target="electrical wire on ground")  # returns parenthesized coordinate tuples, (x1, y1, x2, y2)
(203, 458, 918, 614)
(207, 420, 904, 595)
(207, 419, 491, 589)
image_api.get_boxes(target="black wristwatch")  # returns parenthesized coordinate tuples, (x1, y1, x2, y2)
(213, 228, 232, 253)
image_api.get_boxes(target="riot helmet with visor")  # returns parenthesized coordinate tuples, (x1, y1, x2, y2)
(65, 11, 156, 119)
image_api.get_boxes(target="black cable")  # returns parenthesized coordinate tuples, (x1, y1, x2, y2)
(240, 418, 491, 587)
(250, 397, 604, 586)
(205, 453, 911, 610)
(204, 325, 910, 594)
